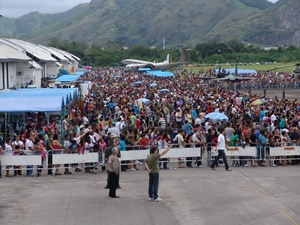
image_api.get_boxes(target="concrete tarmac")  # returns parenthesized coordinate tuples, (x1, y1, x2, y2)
(1, 165, 300, 225)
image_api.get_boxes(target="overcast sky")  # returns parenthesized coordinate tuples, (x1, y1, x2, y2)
(0, 0, 278, 18)
(0, 0, 91, 18)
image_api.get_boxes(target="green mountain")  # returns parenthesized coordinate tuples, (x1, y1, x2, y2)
(0, 0, 299, 47)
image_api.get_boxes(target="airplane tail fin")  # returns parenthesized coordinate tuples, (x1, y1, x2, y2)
(179, 48, 190, 63)
(164, 54, 171, 63)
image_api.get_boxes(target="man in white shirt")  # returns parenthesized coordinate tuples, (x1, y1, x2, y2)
(108, 123, 120, 138)
(205, 118, 212, 134)
(192, 132, 205, 168)
(210, 127, 232, 171)
(25, 135, 34, 176)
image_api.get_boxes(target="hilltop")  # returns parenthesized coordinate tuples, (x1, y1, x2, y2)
(0, 0, 299, 47)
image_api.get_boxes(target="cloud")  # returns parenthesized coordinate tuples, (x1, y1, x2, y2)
(0, 0, 90, 18)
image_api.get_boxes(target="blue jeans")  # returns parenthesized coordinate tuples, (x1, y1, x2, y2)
(148, 173, 159, 199)
(211, 150, 229, 170)
(257, 145, 265, 160)
(27, 165, 33, 176)
(98, 151, 103, 164)
(207, 150, 212, 167)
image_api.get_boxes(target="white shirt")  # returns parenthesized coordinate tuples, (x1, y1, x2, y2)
(12, 140, 24, 149)
(192, 133, 200, 143)
(177, 133, 184, 148)
(24, 139, 34, 155)
(271, 114, 277, 122)
(83, 116, 89, 125)
(217, 133, 226, 150)
(205, 122, 211, 134)
(194, 117, 201, 126)
(63, 140, 71, 149)
(108, 127, 120, 137)
(4, 143, 14, 156)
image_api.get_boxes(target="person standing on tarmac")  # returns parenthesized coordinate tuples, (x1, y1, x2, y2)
(211, 127, 232, 171)
(107, 147, 121, 198)
(145, 145, 171, 202)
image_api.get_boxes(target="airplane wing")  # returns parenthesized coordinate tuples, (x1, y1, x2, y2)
(233, 76, 253, 80)
(212, 77, 230, 81)
(212, 76, 254, 81)
(197, 77, 215, 80)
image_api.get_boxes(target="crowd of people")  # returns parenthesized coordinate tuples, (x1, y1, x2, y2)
(1, 67, 300, 179)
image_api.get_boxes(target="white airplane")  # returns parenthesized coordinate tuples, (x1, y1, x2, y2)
(121, 49, 190, 71)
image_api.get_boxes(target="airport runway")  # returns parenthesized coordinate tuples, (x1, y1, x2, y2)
(1, 165, 300, 225)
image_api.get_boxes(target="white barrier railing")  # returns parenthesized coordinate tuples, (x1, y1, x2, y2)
(211, 146, 256, 157)
(1, 145, 300, 172)
(211, 145, 300, 159)
(270, 146, 300, 157)
(0, 155, 42, 166)
(120, 147, 201, 161)
(52, 153, 98, 164)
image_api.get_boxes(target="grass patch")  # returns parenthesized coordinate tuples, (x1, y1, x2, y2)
(186, 62, 297, 74)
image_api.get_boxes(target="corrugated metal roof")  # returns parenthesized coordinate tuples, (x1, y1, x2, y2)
(0, 43, 31, 62)
(49, 47, 81, 61)
(38, 45, 70, 62)
(4, 38, 57, 62)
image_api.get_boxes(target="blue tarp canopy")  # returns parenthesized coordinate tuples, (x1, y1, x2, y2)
(0, 88, 78, 112)
(138, 68, 151, 71)
(74, 71, 85, 76)
(146, 70, 174, 77)
(226, 68, 257, 75)
(55, 74, 81, 82)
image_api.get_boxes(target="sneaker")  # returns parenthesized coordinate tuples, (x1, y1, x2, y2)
(244, 164, 248, 167)
(148, 197, 153, 201)
(130, 168, 136, 171)
(226, 168, 232, 171)
(197, 165, 203, 168)
(153, 197, 162, 202)
(273, 164, 277, 167)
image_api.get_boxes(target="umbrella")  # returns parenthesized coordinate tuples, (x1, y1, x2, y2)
(134, 80, 142, 85)
(137, 98, 150, 104)
(204, 112, 229, 122)
(250, 99, 267, 106)
(150, 83, 158, 87)
(159, 89, 170, 93)
(85, 65, 91, 70)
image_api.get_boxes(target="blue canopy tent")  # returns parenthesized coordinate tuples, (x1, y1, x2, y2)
(0, 96, 65, 112)
(0, 88, 78, 112)
(6, 88, 78, 105)
(0, 88, 78, 142)
(146, 70, 174, 77)
(55, 75, 81, 82)
(138, 68, 151, 71)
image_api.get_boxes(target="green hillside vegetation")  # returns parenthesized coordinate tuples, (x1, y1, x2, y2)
(0, 0, 287, 48)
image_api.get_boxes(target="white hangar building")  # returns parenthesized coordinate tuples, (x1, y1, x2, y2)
(0, 38, 80, 90)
